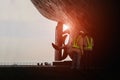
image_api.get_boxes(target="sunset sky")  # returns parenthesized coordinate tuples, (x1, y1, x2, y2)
(0, 0, 69, 64)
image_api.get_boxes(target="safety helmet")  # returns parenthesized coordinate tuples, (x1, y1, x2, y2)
(79, 31, 84, 34)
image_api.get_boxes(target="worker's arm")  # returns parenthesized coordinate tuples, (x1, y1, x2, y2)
(80, 46, 84, 55)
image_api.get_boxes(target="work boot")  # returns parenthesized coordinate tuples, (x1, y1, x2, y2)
(52, 43, 60, 50)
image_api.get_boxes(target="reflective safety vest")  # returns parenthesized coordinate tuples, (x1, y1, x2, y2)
(84, 36, 93, 51)
(72, 35, 94, 50)
(72, 35, 81, 49)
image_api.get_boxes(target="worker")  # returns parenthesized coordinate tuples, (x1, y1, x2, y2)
(68, 31, 85, 70)
(83, 33, 94, 69)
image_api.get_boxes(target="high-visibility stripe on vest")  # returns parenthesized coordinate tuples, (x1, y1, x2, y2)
(84, 36, 93, 50)
(72, 35, 81, 49)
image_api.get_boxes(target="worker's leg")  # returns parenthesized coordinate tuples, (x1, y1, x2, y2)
(71, 52, 77, 69)
(85, 51, 91, 70)
(76, 53, 81, 70)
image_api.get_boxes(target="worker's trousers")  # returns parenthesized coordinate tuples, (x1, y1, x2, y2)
(71, 51, 81, 69)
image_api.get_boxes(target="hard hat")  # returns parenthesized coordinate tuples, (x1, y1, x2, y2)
(79, 31, 84, 34)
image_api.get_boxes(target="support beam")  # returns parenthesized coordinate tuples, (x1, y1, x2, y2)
(55, 22, 63, 61)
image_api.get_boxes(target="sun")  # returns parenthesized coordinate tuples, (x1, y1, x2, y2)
(63, 24, 69, 31)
